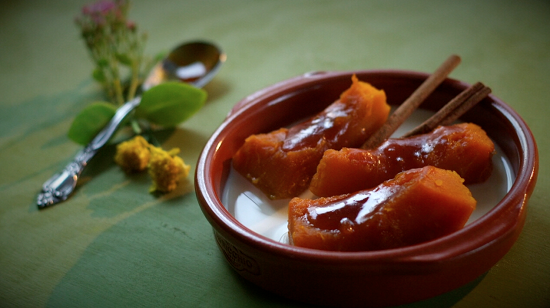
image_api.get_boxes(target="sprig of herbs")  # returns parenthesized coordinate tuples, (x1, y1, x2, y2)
(70, 0, 206, 145)
(75, 0, 146, 106)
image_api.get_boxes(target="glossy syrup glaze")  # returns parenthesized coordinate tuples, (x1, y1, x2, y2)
(289, 166, 477, 251)
(231, 76, 389, 199)
(305, 186, 395, 231)
(222, 109, 514, 243)
(309, 122, 495, 197)
(282, 100, 362, 151)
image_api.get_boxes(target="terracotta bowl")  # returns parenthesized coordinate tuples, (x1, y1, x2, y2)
(195, 70, 538, 307)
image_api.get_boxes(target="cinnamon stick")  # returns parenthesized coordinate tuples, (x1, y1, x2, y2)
(402, 82, 491, 137)
(361, 54, 461, 149)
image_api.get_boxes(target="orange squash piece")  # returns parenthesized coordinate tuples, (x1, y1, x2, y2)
(232, 75, 390, 199)
(310, 123, 495, 197)
(289, 166, 476, 251)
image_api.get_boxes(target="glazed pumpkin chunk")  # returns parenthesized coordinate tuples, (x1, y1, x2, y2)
(310, 123, 495, 197)
(289, 166, 476, 252)
(232, 75, 390, 199)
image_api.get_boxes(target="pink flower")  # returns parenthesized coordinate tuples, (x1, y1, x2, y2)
(81, 0, 127, 25)
(82, 0, 117, 15)
(126, 21, 136, 31)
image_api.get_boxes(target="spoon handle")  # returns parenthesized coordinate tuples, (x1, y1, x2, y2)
(37, 97, 141, 209)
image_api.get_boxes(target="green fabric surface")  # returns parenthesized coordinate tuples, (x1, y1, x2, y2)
(1, 0, 549, 307)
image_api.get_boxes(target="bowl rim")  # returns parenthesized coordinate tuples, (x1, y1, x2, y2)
(196, 69, 539, 264)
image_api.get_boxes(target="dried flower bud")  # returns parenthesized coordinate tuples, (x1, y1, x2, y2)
(114, 135, 151, 172)
(148, 146, 190, 193)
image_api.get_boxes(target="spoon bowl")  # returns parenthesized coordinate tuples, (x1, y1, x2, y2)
(143, 40, 225, 90)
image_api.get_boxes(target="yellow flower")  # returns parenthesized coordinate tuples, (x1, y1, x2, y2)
(114, 135, 151, 172)
(114, 135, 190, 193)
(148, 146, 190, 193)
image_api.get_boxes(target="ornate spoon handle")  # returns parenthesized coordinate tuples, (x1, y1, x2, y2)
(37, 97, 141, 209)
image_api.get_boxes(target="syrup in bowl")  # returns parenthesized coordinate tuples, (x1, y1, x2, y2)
(222, 109, 514, 245)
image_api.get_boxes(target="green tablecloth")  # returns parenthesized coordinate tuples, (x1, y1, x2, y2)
(1, 0, 549, 307)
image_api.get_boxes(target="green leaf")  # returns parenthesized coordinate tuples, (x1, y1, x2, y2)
(68, 101, 117, 145)
(116, 53, 132, 66)
(97, 58, 109, 67)
(135, 82, 207, 127)
(92, 68, 106, 82)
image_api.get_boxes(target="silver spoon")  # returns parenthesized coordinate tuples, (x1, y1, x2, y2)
(37, 40, 225, 209)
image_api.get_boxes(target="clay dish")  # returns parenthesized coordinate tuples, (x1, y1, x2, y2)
(195, 70, 538, 307)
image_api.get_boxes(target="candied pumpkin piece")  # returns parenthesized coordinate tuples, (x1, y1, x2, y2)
(232, 75, 390, 199)
(289, 166, 476, 252)
(310, 123, 495, 197)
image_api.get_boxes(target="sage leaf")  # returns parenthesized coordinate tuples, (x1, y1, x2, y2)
(97, 58, 109, 67)
(68, 101, 117, 145)
(92, 68, 106, 82)
(115, 53, 132, 66)
(136, 82, 207, 127)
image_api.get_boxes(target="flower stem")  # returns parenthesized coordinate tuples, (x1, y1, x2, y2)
(127, 61, 140, 100)
(131, 119, 142, 135)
